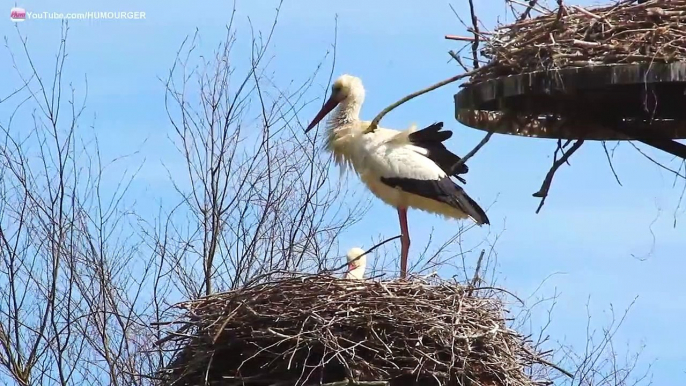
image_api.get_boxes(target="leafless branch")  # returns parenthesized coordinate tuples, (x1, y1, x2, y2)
(366, 66, 489, 133)
(533, 139, 584, 214)
(450, 131, 494, 175)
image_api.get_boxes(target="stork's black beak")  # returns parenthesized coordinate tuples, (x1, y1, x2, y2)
(305, 95, 340, 133)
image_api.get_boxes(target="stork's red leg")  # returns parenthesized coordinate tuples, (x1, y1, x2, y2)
(397, 207, 410, 279)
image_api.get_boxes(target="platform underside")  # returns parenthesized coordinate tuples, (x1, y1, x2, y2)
(455, 62, 686, 140)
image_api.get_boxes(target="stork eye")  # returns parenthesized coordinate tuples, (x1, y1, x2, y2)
(332, 85, 342, 94)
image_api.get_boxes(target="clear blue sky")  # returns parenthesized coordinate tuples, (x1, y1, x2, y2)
(2, 0, 684, 383)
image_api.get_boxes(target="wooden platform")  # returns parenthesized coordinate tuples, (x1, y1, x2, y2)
(455, 62, 686, 141)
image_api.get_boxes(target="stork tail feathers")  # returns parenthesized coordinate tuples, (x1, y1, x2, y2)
(456, 187, 490, 225)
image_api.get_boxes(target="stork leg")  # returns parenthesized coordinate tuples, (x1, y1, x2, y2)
(397, 207, 410, 279)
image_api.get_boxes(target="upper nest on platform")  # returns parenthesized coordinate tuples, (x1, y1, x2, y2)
(470, 0, 686, 83)
(155, 274, 555, 386)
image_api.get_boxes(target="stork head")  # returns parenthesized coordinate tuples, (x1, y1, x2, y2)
(344, 247, 367, 280)
(305, 74, 365, 133)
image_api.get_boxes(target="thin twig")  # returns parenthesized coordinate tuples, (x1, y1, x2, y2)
(518, 0, 541, 21)
(450, 131, 494, 175)
(448, 50, 469, 72)
(445, 35, 476, 41)
(466, 0, 480, 70)
(533, 139, 585, 214)
(470, 250, 486, 288)
(466, 250, 486, 297)
(601, 141, 622, 186)
(628, 141, 686, 179)
(522, 347, 575, 378)
(322, 235, 402, 275)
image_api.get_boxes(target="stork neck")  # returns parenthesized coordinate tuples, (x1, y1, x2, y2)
(329, 97, 362, 127)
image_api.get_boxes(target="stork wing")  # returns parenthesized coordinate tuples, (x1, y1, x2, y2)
(380, 175, 490, 225)
(407, 122, 469, 183)
(359, 139, 490, 226)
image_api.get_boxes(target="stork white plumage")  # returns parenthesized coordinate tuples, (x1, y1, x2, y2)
(305, 74, 490, 279)
(344, 247, 367, 280)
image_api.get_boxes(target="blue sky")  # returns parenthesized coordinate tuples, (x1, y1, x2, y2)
(2, 0, 685, 383)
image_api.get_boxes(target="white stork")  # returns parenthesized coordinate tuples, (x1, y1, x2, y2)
(344, 247, 367, 280)
(305, 74, 490, 279)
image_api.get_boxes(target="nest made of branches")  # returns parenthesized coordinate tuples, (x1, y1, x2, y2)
(470, 0, 686, 83)
(155, 274, 556, 386)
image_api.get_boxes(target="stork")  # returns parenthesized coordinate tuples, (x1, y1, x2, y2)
(305, 74, 490, 279)
(344, 247, 367, 280)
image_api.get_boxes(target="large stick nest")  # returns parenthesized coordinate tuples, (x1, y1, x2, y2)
(470, 0, 686, 83)
(155, 274, 555, 386)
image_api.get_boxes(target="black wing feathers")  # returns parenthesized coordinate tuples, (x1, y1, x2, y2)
(407, 122, 469, 183)
(408, 122, 453, 143)
(380, 176, 490, 225)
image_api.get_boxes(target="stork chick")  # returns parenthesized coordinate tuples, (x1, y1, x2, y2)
(345, 247, 367, 280)
(306, 74, 490, 279)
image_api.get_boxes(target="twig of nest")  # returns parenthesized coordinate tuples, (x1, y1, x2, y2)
(155, 274, 567, 386)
